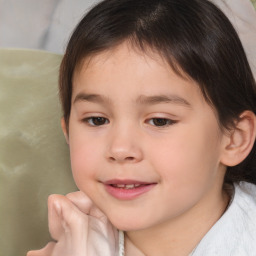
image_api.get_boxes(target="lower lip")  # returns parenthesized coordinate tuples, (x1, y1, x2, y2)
(104, 184, 156, 200)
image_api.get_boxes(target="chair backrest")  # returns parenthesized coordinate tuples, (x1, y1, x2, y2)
(0, 49, 77, 256)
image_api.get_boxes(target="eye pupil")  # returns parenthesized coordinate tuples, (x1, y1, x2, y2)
(153, 118, 168, 126)
(92, 117, 106, 125)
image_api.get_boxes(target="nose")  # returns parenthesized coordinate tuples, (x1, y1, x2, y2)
(106, 126, 143, 164)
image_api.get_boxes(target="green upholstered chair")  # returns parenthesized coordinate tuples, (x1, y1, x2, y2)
(0, 49, 77, 256)
(252, 0, 256, 9)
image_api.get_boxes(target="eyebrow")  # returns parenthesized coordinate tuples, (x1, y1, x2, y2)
(73, 93, 191, 108)
(73, 93, 110, 104)
(136, 94, 192, 108)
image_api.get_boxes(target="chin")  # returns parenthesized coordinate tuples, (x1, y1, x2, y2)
(107, 213, 151, 232)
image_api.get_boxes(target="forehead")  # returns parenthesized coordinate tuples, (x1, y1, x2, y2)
(74, 42, 187, 81)
(72, 43, 204, 106)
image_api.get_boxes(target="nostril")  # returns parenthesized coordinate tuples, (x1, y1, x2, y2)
(109, 157, 116, 162)
(108, 156, 135, 162)
(125, 156, 135, 161)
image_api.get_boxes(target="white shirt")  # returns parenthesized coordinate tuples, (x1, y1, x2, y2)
(192, 182, 256, 255)
(119, 182, 256, 256)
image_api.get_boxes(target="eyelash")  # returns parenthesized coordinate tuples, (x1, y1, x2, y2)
(82, 116, 177, 127)
(146, 118, 177, 127)
(83, 117, 109, 126)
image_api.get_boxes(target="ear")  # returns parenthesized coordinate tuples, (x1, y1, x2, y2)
(61, 118, 69, 144)
(220, 111, 256, 166)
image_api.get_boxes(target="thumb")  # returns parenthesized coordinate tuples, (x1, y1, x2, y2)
(48, 194, 89, 242)
(66, 191, 107, 223)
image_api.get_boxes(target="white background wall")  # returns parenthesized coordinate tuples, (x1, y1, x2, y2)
(0, 0, 99, 53)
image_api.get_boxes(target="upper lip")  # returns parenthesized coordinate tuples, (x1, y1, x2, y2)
(103, 179, 156, 185)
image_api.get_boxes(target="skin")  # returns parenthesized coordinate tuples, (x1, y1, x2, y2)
(65, 43, 232, 255)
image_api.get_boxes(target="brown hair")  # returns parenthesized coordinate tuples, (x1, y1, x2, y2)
(59, 0, 256, 183)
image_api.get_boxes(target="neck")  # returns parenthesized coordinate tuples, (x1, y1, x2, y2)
(124, 187, 230, 256)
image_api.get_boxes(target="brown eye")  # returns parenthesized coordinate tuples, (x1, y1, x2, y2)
(149, 118, 175, 127)
(84, 117, 109, 126)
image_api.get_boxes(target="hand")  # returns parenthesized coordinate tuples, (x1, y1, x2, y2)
(27, 191, 119, 256)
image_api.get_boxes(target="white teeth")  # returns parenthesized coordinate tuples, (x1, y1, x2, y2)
(113, 184, 142, 189)
(125, 184, 135, 189)
(115, 184, 125, 188)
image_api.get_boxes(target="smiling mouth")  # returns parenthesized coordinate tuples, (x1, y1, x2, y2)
(111, 184, 147, 189)
(103, 180, 157, 200)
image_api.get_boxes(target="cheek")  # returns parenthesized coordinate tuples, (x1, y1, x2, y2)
(150, 124, 222, 188)
(68, 136, 102, 189)
(146, 131, 222, 217)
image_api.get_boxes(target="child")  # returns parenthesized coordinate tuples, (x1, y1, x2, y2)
(28, 0, 256, 255)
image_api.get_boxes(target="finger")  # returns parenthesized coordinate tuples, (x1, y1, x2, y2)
(66, 191, 93, 214)
(27, 242, 55, 256)
(48, 194, 89, 241)
(47, 194, 65, 241)
(66, 191, 107, 222)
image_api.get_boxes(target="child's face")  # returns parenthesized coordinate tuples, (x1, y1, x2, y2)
(66, 43, 228, 231)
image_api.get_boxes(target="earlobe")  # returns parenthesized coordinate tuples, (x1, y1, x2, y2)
(221, 111, 256, 167)
(61, 118, 69, 144)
